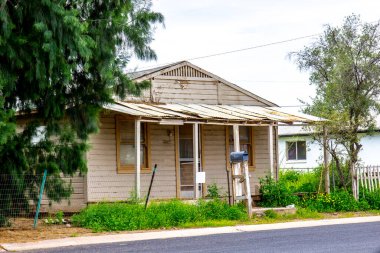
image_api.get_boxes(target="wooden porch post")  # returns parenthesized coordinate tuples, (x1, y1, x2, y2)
(135, 119, 141, 199)
(193, 123, 200, 199)
(233, 125, 242, 196)
(323, 126, 330, 194)
(268, 124, 274, 178)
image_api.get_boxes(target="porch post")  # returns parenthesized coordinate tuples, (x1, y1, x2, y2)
(268, 124, 274, 178)
(233, 125, 242, 196)
(135, 119, 141, 199)
(193, 123, 200, 199)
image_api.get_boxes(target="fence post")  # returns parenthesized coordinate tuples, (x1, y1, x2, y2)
(33, 170, 47, 229)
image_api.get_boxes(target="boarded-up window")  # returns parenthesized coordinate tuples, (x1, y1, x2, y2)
(286, 141, 306, 161)
(116, 118, 150, 173)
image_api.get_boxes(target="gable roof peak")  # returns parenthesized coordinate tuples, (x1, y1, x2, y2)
(127, 61, 278, 107)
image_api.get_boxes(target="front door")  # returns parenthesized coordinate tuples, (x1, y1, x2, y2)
(179, 125, 201, 198)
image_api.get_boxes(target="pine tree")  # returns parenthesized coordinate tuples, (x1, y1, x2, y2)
(0, 0, 163, 225)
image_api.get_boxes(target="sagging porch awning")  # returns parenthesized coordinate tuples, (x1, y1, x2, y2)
(103, 101, 323, 125)
(103, 101, 325, 201)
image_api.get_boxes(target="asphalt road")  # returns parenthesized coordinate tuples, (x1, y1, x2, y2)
(26, 221, 380, 253)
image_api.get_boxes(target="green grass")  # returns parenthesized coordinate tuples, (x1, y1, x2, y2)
(72, 201, 380, 232)
(72, 199, 247, 232)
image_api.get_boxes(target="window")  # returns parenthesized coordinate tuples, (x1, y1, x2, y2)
(286, 141, 306, 161)
(116, 118, 150, 173)
(227, 126, 254, 169)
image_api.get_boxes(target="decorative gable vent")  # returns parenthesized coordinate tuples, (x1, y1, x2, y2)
(162, 65, 211, 78)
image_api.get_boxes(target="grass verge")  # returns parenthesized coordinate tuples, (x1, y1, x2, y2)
(72, 199, 247, 232)
(72, 198, 380, 232)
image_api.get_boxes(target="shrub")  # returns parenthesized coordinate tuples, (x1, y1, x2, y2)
(360, 189, 380, 210)
(298, 190, 370, 212)
(72, 199, 247, 232)
(259, 176, 298, 207)
(206, 183, 221, 199)
(279, 169, 320, 193)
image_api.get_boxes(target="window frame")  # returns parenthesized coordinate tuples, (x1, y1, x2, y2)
(286, 140, 306, 161)
(225, 126, 255, 171)
(116, 116, 151, 174)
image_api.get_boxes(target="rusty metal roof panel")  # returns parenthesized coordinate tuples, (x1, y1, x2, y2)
(157, 104, 238, 120)
(267, 107, 325, 122)
(103, 103, 152, 117)
(103, 102, 323, 123)
(230, 105, 293, 122)
(134, 103, 196, 119)
(199, 104, 262, 121)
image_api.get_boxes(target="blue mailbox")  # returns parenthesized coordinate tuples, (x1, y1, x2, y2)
(230, 151, 248, 163)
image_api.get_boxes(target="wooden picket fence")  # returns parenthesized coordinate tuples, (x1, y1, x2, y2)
(356, 165, 380, 195)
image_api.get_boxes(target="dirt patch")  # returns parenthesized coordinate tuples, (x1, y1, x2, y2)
(0, 218, 94, 243)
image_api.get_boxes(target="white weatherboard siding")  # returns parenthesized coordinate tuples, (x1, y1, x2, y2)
(86, 115, 177, 202)
(202, 125, 228, 195)
(279, 136, 321, 170)
(251, 126, 277, 194)
(279, 132, 380, 170)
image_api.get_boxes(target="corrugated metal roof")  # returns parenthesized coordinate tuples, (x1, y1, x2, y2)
(104, 102, 324, 124)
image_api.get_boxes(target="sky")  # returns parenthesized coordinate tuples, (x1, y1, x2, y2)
(129, 0, 380, 109)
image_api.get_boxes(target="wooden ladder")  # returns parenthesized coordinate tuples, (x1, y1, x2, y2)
(229, 160, 253, 218)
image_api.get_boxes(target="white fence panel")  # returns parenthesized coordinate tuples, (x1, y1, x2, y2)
(356, 165, 380, 197)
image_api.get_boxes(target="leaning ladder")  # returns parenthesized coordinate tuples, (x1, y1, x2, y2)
(229, 160, 253, 218)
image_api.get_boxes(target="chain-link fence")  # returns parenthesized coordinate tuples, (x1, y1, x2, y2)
(0, 172, 84, 228)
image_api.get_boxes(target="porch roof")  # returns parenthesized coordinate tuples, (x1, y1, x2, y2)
(103, 101, 323, 125)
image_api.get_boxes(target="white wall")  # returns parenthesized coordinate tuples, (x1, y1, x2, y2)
(279, 132, 380, 170)
(278, 136, 322, 170)
(357, 133, 380, 166)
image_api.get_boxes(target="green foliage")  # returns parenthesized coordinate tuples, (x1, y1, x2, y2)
(298, 191, 370, 212)
(259, 176, 298, 207)
(360, 189, 380, 210)
(45, 210, 65, 225)
(206, 183, 222, 199)
(291, 15, 380, 195)
(0, 0, 163, 226)
(72, 199, 247, 232)
(294, 208, 321, 219)
(279, 170, 320, 193)
(260, 170, 379, 212)
(263, 209, 278, 219)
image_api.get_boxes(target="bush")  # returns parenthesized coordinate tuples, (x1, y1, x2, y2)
(206, 183, 221, 199)
(360, 189, 380, 210)
(259, 176, 298, 207)
(298, 190, 371, 212)
(72, 199, 247, 232)
(279, 169, 320, 193)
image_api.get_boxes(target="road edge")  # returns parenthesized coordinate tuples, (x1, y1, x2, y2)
(2, 216, 380, 252)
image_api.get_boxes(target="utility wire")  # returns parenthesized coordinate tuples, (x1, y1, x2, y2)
(127, 33, 320, 72)
(186, 34, 320, 61)
(128, 19, 380, 72)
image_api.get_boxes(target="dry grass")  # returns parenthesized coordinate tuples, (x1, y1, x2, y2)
(0, 218, 93, 243)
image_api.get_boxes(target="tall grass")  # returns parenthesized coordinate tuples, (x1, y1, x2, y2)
(72, 199, 247, 232)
